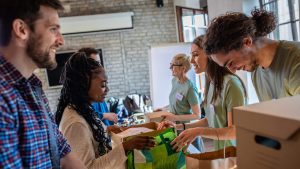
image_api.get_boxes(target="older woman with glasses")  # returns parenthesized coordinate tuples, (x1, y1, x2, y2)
(155, 54, 204, 151)
(159, 53, 201, 122)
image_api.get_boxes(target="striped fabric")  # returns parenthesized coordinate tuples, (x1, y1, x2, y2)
(0, 55, 71, 168)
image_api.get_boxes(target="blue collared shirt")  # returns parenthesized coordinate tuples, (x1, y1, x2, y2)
(0, 55, 71, 168)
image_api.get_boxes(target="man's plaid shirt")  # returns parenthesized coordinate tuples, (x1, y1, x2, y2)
(0, 55, 71, 168)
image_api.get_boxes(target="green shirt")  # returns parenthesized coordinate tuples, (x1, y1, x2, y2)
(169, 78, 199, 116)
(205, 75, 246, 150)
(252, 40, 300, 101)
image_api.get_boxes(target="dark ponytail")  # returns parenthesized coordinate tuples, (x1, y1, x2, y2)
(251, 8, 277, 37)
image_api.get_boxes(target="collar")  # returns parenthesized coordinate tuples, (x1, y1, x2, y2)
(0, 55, 42, 87)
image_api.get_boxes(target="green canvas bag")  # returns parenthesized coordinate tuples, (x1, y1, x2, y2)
(126, 128, 186, 169)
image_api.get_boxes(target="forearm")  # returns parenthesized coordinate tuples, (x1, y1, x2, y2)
(173, 113, 199, 122)
(186, 118, 208, 129)
(196, 125, 236, 140)
(175, 118, 208, 130)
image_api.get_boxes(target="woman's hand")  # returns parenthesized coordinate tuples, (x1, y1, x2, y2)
(122, 136, 156, 151)
(157, 120, 176, 130)
(171, 128, 201, 152)
(103, 112, 118, 123)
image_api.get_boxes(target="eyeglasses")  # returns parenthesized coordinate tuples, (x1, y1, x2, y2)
(169, 63, 183, 69)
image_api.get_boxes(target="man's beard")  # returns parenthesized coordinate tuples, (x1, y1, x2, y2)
(248, 63, 259, 72)
(26, 34, 57, 70)
(247, 54, 259, 72)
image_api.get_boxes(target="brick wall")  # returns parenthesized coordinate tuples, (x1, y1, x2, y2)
(35, 0, 178, 112)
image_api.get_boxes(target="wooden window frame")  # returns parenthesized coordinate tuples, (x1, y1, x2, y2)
(176, 6, 208, 42)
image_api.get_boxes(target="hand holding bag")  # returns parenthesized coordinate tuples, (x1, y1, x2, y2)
(126, 128, 186, 169)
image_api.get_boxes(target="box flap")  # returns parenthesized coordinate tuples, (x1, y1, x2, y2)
(234, 95, 300, 140)
(146, 111, 173, 119)
(145, 111, 173, 122)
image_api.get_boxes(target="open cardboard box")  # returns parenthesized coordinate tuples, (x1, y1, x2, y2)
(110, 122, 159, 147)
(233, 95, 300, 169)
(145, 111, 174, 122)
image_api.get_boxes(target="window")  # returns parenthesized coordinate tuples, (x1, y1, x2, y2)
(176, 7, 208, 42)
(176, 7, 208, 97)
(46, 49, 103, 88)
(260, 0, 300, 41)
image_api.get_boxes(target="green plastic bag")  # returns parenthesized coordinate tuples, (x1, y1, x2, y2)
(126, 128, 186, 169)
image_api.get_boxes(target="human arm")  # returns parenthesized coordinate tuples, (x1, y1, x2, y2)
(92, 102, 118, 124)
(46, 113, 86, 169)
(164, 103, 200, 122)
(288, 60, 300, 95)
(171, 125, 236, 151)
(103, 113, 118, 123)
(0, 97, 23, 169)
(157, 117, 208, 130)
(63, 122, 127, 169)
(122, 136, 156, 153)
(171, 77, 245, 151)
(165, 83, 201, 122)
(171, 113, 235, 151)
(61, 152, 87, 169)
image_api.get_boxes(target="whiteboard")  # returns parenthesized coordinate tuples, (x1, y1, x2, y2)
(149, 43, 196, 109)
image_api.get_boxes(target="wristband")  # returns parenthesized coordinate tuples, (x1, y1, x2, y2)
(182, 123, 186, 130)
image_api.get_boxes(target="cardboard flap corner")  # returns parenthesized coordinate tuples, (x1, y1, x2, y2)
(233, 96, 300, 140)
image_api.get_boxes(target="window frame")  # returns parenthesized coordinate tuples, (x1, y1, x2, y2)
(260, 0, 299, 41)
(176, 6, 208, 42)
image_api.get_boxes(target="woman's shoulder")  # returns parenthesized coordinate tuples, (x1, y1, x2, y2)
(223, 74, 243, 86)
(60, 106, 89, 130)
(186, 78, 197, 87)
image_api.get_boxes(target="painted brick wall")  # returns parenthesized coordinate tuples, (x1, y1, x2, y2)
(34, 0, 178, 112)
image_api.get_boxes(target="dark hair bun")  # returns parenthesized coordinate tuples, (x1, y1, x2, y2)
(251, 8, 277, 37)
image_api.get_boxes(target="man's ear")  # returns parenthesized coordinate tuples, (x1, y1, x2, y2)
(243, 36, 252, 47)
(12, 19, 30, 41)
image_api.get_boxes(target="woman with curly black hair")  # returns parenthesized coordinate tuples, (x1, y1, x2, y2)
(55, 52, 155, 169)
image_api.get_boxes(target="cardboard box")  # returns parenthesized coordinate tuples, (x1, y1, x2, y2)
(145, 111, 174, 122)
(110, 122, 158, 147)
(233, 95, 300, 169)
